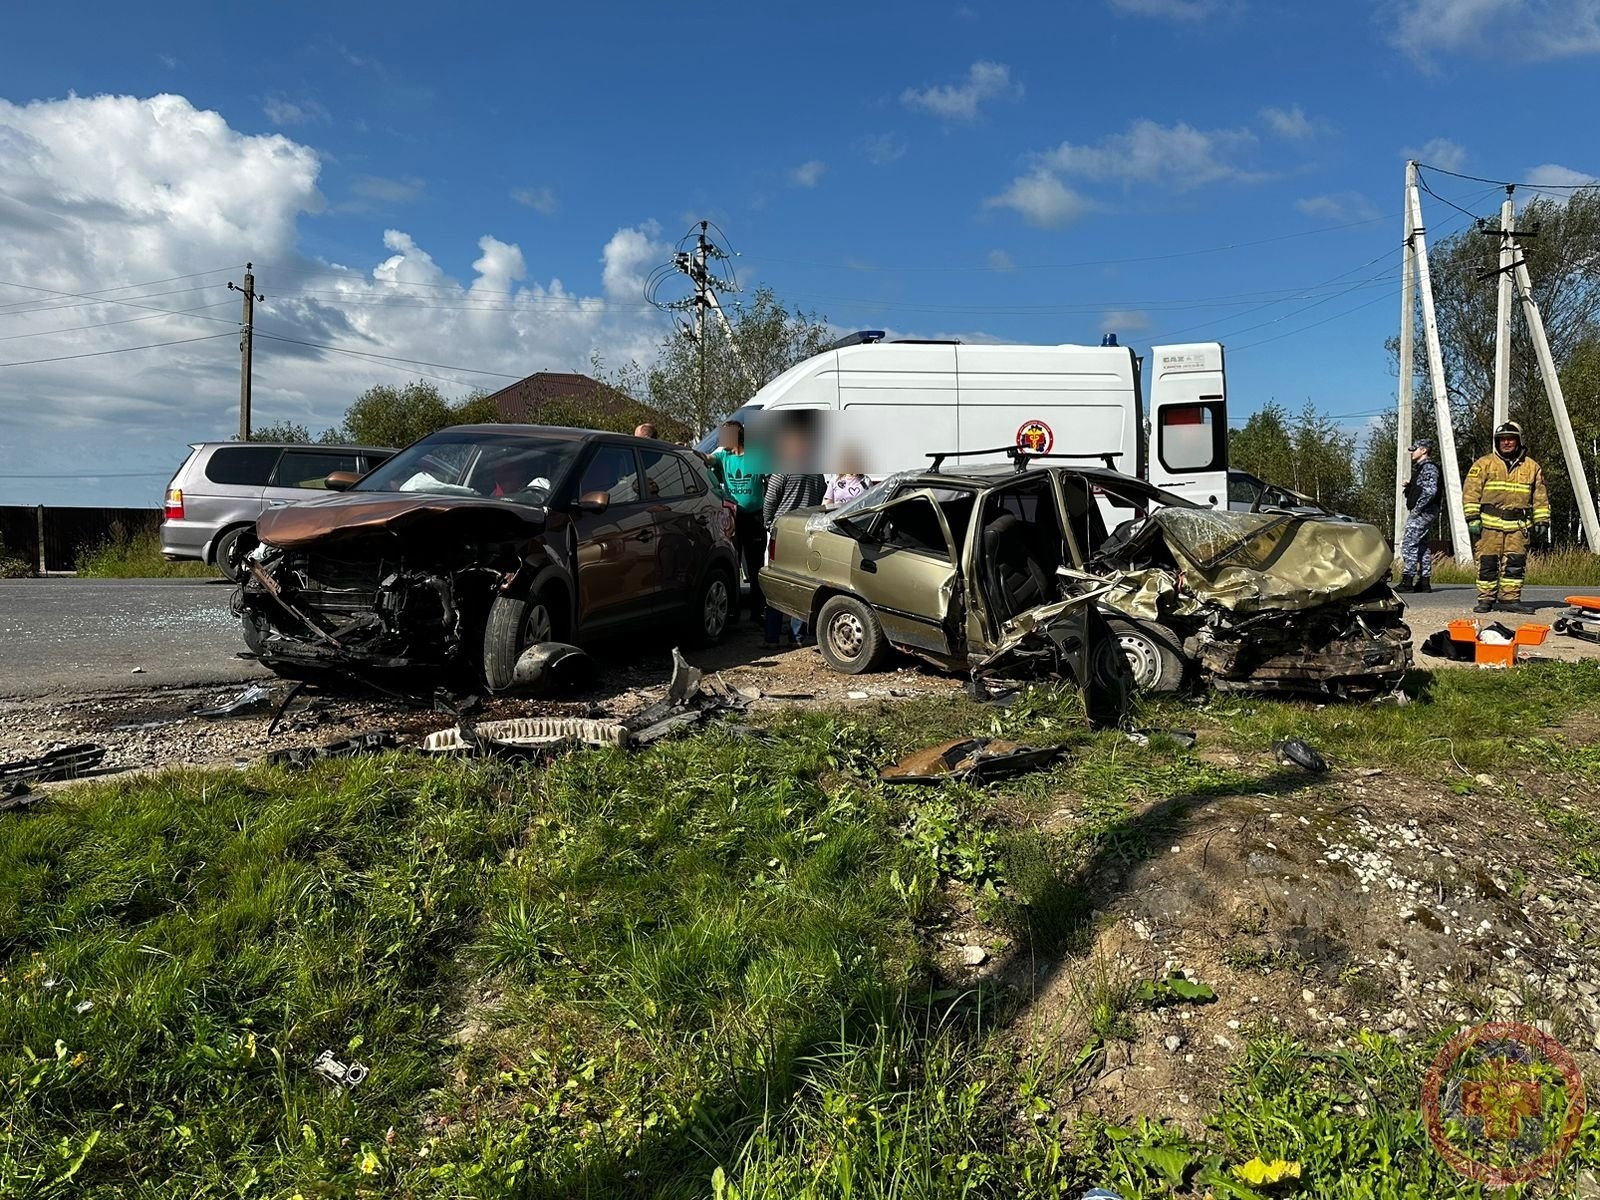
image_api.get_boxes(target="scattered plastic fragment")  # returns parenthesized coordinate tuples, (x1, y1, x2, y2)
(1273, 738, 1328, 773)
(190, 683, 273, 718)
(0, 744, 107, 791)
(264, 731, 398, 770)
(311, 1050, 368, 1093)
(881, 737, 1064, 785)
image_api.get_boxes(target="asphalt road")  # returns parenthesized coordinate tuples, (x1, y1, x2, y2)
(0, 579, 1588, 701)
(0, 578, 267, 698)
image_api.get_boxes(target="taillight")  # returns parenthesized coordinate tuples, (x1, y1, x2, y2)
(164, 487, 184, 520)
(768, 531, 778, 561)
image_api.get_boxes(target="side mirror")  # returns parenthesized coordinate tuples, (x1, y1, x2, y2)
(576, 490, 611, 515)
(325, 471, 361, 491)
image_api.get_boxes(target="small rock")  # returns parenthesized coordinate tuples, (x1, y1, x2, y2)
(1163, 1034, 1183, 1052)
(1301, 988, 1316, 1004)
(958, 944, 988, 967)
(1226, 1019, 1241, 1030)
(131, 667, 145, 674)
(846, 691, 869, 700)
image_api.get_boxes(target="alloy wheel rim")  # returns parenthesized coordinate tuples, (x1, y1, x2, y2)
(705, 579, 730, 637)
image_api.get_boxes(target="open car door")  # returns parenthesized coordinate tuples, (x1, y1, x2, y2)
(830, 487, 968, 659)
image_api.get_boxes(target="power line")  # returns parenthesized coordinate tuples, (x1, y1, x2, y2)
(0, 280, 242, 325)
(1230, 289, 1396, 352)
(1418, 162, 1598, 190)
(0, 300, 237, 342)
(0, 268, 239, 313)
(0, 331, 235, 368)
(252, 328, 525, 379)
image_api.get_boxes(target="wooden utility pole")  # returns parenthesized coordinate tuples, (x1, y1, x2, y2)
(1406, 177, 1474, 564)
(1492, 189, 1515, 429)
(228, 264, 262, 441)
(1394, 163, 1418, 552)
(1510, 242, 1600, 549)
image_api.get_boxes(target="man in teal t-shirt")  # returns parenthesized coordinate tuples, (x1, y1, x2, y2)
(711, 420, 768, 621)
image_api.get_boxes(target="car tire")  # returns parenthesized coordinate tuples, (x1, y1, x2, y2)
(816, 594, 890, 675)
(1099, 617, 1186, 694)
(481, 589, 561, 692)
(684, 564, 735, 647)
(214, 525, 258, 583)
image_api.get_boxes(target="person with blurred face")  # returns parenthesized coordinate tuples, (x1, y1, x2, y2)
(711, 420, 769, 621)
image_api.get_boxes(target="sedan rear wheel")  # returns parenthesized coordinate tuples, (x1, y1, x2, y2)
(816, 594, 890, 675)
(1099, 617, 1186, 694)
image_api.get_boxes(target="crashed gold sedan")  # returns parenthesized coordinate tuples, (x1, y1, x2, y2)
(760, 460, 1411, 699)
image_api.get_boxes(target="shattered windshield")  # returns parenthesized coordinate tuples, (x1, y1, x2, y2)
(353, 431, 583, 504)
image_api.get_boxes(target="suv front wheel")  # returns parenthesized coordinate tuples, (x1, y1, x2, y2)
(481, 590, 560, 691)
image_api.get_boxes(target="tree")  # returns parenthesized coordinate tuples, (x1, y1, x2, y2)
(600, 286, 834, 436)
(1229, 402, 1295, 489)
(1393, 186, 1600, 543)
(337, 381, 494, 448)
(1288, 402, 1357, 514)
(247, 421, 313, 444)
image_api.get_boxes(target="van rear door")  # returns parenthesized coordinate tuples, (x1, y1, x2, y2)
(1147, 342, 1228, 508)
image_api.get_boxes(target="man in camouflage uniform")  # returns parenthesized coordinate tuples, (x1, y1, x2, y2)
(1398, 437, 1440, 592)
(1461, 420, 1550, 614)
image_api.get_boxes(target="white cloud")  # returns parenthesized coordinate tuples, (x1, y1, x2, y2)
(1042, 119, 1262, 190)
(984, 170, 1097, 228)
(1388, 0, 1600, 63)
(511, 185, 559, 215)
(600, 221, 666, 299)
(262, 96, 330, 126)
(1259, 104, 1320, 140)
(1107, 0, 1219, 17)
(1403, 137, 1468, 171)
(901, 60, 1022, 122)
(348, 174, 425, 205)
(857, 133, 907, 165)
(1521, 162, 1599, 203)
(0, 93, 673, 506)
(789, 159, 828, 188)
(1296, 191, 1382, 222)
(986, 249, 1016, 272)
(1100, 309, 1151, 333)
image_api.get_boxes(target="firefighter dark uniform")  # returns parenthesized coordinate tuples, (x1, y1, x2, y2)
(1399, 438, 1440, 591)
(1461, 421, 1550, 612)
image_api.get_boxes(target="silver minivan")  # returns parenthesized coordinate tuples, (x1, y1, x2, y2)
(161, 442, 395, 580)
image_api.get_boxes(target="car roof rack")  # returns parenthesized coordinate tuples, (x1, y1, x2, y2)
(926, 446, 1124, 473)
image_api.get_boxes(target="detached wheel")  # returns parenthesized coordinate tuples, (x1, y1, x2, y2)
(1099, 617, 1186, 694)
(684, 564, 734, 647)
(482, 590, 559, 692)
(816, 594, 889, 675)
(214, 526, 258, 583)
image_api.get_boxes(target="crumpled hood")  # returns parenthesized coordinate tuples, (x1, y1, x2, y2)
(257, 491, 547, 548)
(1105, 508, 1394, 615)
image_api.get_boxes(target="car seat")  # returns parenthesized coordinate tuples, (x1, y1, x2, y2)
(983, 512, 1054, 622)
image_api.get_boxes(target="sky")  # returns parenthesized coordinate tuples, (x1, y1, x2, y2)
(0, 0, 1596, 507)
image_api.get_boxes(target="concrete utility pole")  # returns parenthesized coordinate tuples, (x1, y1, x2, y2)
(1406, 179, 1474, 564)
(1492, 189, 1515, 429)
(694, 225, 709, 435)
(228, 264, 262, 441)
(1395, 163, 1418, 552)
(1510, 242, 1600, 549)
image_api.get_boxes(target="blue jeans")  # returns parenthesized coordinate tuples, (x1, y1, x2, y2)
(765, 607, 805, 643)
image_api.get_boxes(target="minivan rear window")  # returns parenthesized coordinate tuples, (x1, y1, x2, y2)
(205, 446, 282, 486)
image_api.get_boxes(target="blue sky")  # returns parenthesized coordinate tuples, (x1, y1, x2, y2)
(1, 0, 1596, 505)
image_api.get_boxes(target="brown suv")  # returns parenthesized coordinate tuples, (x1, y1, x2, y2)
(237, 425, 738, 690)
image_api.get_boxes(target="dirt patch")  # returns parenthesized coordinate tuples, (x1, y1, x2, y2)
(995, 760, 1600, 1132)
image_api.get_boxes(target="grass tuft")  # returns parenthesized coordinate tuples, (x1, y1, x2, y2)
(74, 527, 217, 578)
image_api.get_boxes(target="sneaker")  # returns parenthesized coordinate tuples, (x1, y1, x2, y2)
(1473, 599, 1495, 614)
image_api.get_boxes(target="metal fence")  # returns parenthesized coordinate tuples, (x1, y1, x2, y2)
(0, 506, 162, 574)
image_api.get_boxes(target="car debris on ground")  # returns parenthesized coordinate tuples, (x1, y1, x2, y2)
(1273, 738, 1329, 774)
(1, 743, 108, 808)
(310, 1050, 368, 1094)
(189, 683, 273, 718)
(880, 736, 1066, 785)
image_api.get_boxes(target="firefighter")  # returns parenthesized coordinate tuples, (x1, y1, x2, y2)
(1398, 437, 1441, 592)
(1461, 420, 1550, 614)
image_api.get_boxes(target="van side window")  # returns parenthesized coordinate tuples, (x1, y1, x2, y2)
(204, 446, 282, 486)
(1157, 401, 1225, 473)
(271, 450, 359, 489)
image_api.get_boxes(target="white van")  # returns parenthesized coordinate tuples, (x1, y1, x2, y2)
(698, 334, 1230, 509)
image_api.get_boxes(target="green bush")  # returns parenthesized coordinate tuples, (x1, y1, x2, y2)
(74, 527, 217, 578)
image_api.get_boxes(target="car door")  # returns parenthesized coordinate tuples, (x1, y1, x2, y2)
(639, 447, 704, 599)
(262, 448, 362, 511)
(832, 486, 968, 657)
(568, 443, 661, 629)
(192, 443, 283, 533)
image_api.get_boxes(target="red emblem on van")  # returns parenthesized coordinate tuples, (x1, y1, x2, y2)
(1016, 420, 1054, 454)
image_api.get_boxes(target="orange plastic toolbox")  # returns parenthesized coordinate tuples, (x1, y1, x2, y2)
(1446, 621, 1549, 668)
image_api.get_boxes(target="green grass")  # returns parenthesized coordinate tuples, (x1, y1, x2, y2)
(74, 527, 218, 578)
(1426, 547, 1600, 587)
(3, 667, 1599, 1197)
(0, 533, 32, 577)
